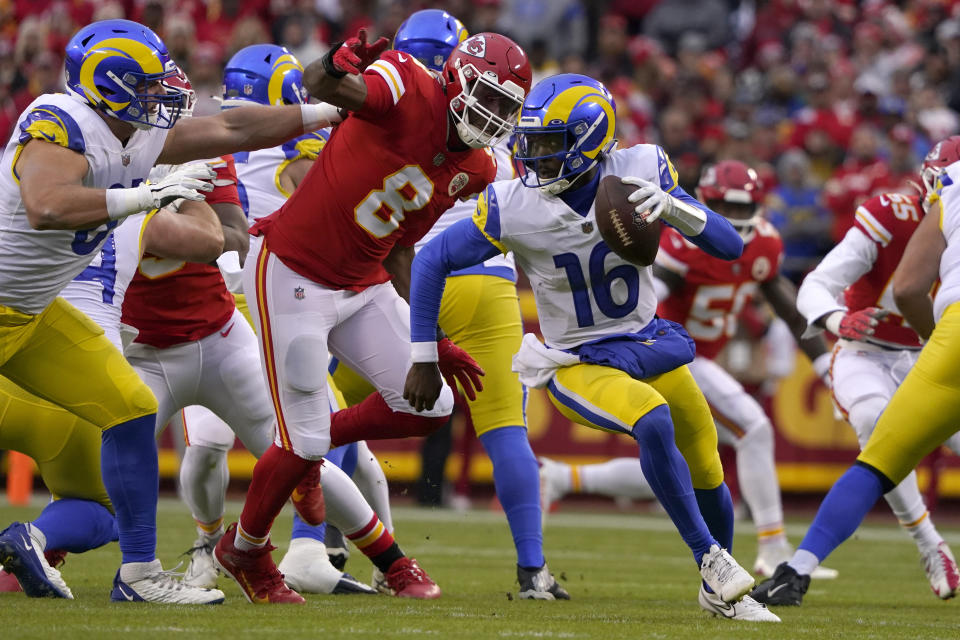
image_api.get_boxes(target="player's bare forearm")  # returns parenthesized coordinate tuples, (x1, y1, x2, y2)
(761, 275, 828, 360)
(279, 157, 313, 194)
(158, 106, 307, 165)
(302, 60, 368, 112)
(892, 207, 943, 339)
(16, 140, 111, 230)
(142, 203, 224, 263)
(212, 202, 249, 259)
(384, 244, 414, 302)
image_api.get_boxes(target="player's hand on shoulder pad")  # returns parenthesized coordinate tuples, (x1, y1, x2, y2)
(142, 162, 216, 208)
(332, 28, 389, 75)
(437, 337, 485, 401)
(829, 307, 888, 341)
(621, 176, 667, 226)
(404, 362, 444, 412)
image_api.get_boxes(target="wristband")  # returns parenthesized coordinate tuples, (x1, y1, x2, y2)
(300, 103, 344, 132)
(321, 43, 347, 79)
(105, 185, 153, 220)
(824, 311, 844, 336)
(410, 341, 439, 363)
(662, 195, 707, 236)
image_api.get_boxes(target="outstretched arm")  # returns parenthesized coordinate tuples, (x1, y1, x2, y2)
(303, 29, 390, 112)
(893, 205, 945, 340)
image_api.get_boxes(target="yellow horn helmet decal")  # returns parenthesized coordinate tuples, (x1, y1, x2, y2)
(267, 53, 304, 105)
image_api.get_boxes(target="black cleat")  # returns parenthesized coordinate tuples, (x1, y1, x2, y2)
(517, 563, 570, 600)
(750, 562, 810, 606)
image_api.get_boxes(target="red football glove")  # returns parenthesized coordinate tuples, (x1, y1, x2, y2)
(331, 29, 390, 75)
(836, 307, 889, 341)
(437, 337, 485, 401)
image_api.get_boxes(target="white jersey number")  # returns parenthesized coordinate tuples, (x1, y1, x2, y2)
(355, 165, 434, 238)
(686, 282, 757, 341)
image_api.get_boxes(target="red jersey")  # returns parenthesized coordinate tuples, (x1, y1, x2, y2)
(122, 157, 239, 348)
(845, 192, 923, 348)
(250, 51, 498, 291)
(657, 219, 784, 360)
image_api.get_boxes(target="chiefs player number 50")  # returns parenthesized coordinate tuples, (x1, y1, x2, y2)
(686, 281, 758, 341)
(355, 164, 434, 238)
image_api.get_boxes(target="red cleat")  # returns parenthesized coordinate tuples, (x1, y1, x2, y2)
(0, 565, 21, 592)
(290, 461, 326, 526)
(379, 557, 441, 599)
(44, 550, 67, 569)
(214, 523, 305, 604)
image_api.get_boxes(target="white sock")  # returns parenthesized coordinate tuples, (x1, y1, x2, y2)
(903, 513, 943, 551)
(120, 559, 162, 583)
(788, 549, 820, 576)
(351, 442, 394, 533)
(580, 458, 654, 499)
(235, 524, 268, 551)
(179, 444, 229, 528)
(735, 422, 784, 529)
(321, 462, 377, 534)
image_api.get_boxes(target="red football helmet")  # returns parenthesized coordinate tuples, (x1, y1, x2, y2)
(697, 160, 764, 241)
(161, 66, 197, 118)
(921, 136, 960, 197)
(443, 32, 531, 148)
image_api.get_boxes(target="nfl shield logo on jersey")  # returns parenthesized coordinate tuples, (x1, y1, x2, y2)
(121, 153, 131, 166)
(448, 172, 469, 196)
(294, 286, 305, 300)
(581, 221, 594, 234)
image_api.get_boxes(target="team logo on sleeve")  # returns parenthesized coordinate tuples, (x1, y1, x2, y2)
(448, 172, 469, 196)
(751, 256, 772, 281)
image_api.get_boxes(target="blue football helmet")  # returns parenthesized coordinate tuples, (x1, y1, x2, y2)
(65, 19, 185, 129)
(514, 74, 617, 194)
(221, 44, 307, 108)
(393, 9, 468, 72)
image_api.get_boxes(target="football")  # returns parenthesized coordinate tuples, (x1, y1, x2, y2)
(594, 175, 662, 266)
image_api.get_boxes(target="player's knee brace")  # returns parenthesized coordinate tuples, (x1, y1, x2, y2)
(847, 396, 888, 448)
(284, 335, 327, 393)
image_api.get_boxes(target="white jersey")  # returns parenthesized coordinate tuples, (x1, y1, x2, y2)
(0, 93, 168, 314)
(416, 142, 516, 278)
(936, 162, 960, 319)
(233, 129, 329, 224)
(59, 212, 151, 349)
(476, 144, 670, 349)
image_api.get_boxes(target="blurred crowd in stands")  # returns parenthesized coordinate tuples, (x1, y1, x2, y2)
(4, 0, 960, 280)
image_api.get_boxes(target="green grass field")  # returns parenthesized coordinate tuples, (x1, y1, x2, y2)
(1, 498, 958, 639)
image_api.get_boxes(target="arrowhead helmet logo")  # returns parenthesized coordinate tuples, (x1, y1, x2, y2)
(459, 35, 486, 57)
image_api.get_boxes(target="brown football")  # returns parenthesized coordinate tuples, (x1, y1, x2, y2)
(594, 175, 662, 266)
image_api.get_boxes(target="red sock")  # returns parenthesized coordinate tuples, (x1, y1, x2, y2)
(239, 444, 315, 540)
(330, 392, 449, 447)
(347, 514, 402, 572)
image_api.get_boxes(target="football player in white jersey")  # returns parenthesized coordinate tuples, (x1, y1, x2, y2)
(0, 18, 342, 604)
(404, 74, 778, 621)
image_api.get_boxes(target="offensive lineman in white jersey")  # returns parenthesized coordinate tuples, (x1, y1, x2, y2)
(0, 18, 342, 604)
(405, 74, 778, 621)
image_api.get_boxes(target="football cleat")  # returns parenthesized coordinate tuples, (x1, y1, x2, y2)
(110, 559, 224, 604)
(214, 523, 304, 604)
(517, 563, 570, 600)
(278, 538, 375, 595)
(753, 545, 838, 580)
(699, 545, 755, 603)
(538, 457, 569, 525)
(290, 462, 326, 526)
(0, 522, 73, 599)
(372, 557, 441, 599)
(922, 541, 960, 599)
(182, 535, 221, 589)
(698, 585, 781, 622)
(750, 562, 810, 606)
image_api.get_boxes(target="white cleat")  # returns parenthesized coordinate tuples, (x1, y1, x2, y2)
(753, 545, 838, 580)
(922, 541, 960, 600)
(111, 559, 224, 604)
(182, 536, 220, 589)
(538, 457, 569, 525)
(699, 585, 780, 622)
(278, 538, 375, 595)
(700, 545, 755, 603)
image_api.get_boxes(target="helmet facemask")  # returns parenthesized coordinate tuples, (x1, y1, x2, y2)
(96, 61, 185, 129)
(448, 62, 524, 148)
(515, 115, 614, 196)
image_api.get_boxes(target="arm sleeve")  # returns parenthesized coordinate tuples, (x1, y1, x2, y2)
(204, 155, 242, 207)
(669, 186, 744, 260)
(796, 227, 878, 335)
(409, 217, 502, 343)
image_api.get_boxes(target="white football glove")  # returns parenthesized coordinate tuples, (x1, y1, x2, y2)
(620, 176, 707, 236)
(106, 163, 216, 220)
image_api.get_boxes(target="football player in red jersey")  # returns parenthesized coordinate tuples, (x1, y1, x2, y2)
(214, 30, 532, 603)
(540, 161, 835, 579)
(781, 138, 960, 602)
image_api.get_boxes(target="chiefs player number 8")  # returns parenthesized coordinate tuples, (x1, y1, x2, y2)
(355, 165, 434, 238)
